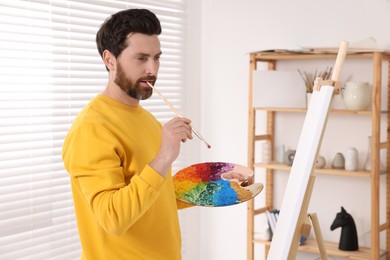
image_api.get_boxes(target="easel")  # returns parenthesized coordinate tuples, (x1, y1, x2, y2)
(289, 74, 345, 259)
(267, 41, 348, 260)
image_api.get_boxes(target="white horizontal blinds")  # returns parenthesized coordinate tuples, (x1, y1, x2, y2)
(0, 1, 187, 260)
(0, 2, 81, 260)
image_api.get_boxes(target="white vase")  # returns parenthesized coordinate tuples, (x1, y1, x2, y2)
(261, 141, 271, 164)
(345, 147, 358, 171)
(364, 136, 387, 172)
(277, 144, 285, 164)
(343, 82, 371, 110)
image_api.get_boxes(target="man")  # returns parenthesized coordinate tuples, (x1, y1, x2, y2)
(62, 9, 192, 260)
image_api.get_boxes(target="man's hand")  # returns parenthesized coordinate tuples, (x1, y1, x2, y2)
(149, 117, 193, 177)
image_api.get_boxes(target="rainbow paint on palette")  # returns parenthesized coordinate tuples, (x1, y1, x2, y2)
(173, 162, 263, 207)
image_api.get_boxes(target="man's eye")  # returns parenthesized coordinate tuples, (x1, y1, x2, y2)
(137, 57, 147, 61)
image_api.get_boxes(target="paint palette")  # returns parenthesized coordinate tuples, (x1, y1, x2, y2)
(173, 162, 263, 207)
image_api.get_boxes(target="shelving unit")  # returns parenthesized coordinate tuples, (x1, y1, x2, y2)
(246, 51, 390, 259)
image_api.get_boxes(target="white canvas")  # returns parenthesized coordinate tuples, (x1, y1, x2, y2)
(267, 85, 334, 259)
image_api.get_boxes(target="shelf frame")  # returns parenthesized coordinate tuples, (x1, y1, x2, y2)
(246, 51, 390, 260)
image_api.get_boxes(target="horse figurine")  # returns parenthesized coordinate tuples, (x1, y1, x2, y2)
(330, 206, 359, 251)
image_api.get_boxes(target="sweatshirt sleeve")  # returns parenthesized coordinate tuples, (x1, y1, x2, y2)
(63, 123, 165, 236)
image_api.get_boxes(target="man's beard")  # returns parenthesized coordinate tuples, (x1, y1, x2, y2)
(114, 62, 154, 100)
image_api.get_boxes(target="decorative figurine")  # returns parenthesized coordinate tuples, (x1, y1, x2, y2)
(330, 206, 359, 251)
(285, 149, 296, 166)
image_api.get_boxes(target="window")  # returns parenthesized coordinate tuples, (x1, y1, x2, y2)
(0, 1, 188, 259)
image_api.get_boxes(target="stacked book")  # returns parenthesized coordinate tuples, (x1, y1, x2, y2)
(265, 209, 279, 238)
(265, 209, 308, 244)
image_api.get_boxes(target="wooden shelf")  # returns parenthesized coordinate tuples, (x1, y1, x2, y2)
(251, 51, 390, 61)
(253, 107, 389, 115)
(253, 239, 386, 259)
(254, 162, 371, 178)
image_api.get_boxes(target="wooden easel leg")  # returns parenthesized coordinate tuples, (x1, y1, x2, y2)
(288, 176, 316, 259)
(309, 213, 328, 260)
(287, 176, 328, 259)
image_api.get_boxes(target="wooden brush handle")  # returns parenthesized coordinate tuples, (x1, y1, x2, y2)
(331, 41, 349, 82)
(147, 82, 211, 148)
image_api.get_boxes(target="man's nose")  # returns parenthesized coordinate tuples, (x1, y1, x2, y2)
(145, 60, 159, 75)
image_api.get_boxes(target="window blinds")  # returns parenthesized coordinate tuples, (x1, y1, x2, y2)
(0, 1, 187, 259)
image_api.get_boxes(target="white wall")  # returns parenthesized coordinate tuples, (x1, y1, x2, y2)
(179, 2, 204, 260)
(191, 1, 390, 260)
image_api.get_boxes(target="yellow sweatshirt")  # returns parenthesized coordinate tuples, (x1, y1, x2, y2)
(62, 94, 186, 260)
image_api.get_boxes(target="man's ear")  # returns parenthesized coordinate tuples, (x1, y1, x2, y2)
(103, 50, 116, 71)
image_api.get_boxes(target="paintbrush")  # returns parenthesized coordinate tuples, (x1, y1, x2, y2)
(147, 82, 211, 149)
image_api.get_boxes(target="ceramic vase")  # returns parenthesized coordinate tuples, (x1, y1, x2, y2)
(261, 141, 271, 164)
(278, 144, 285, 164)
(332, 153, 345, 169)
(363, 136, 387, 172)
(315, 155, 326, 169)
(345, 147, 358, 171)
(343, 82, 371, 111)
